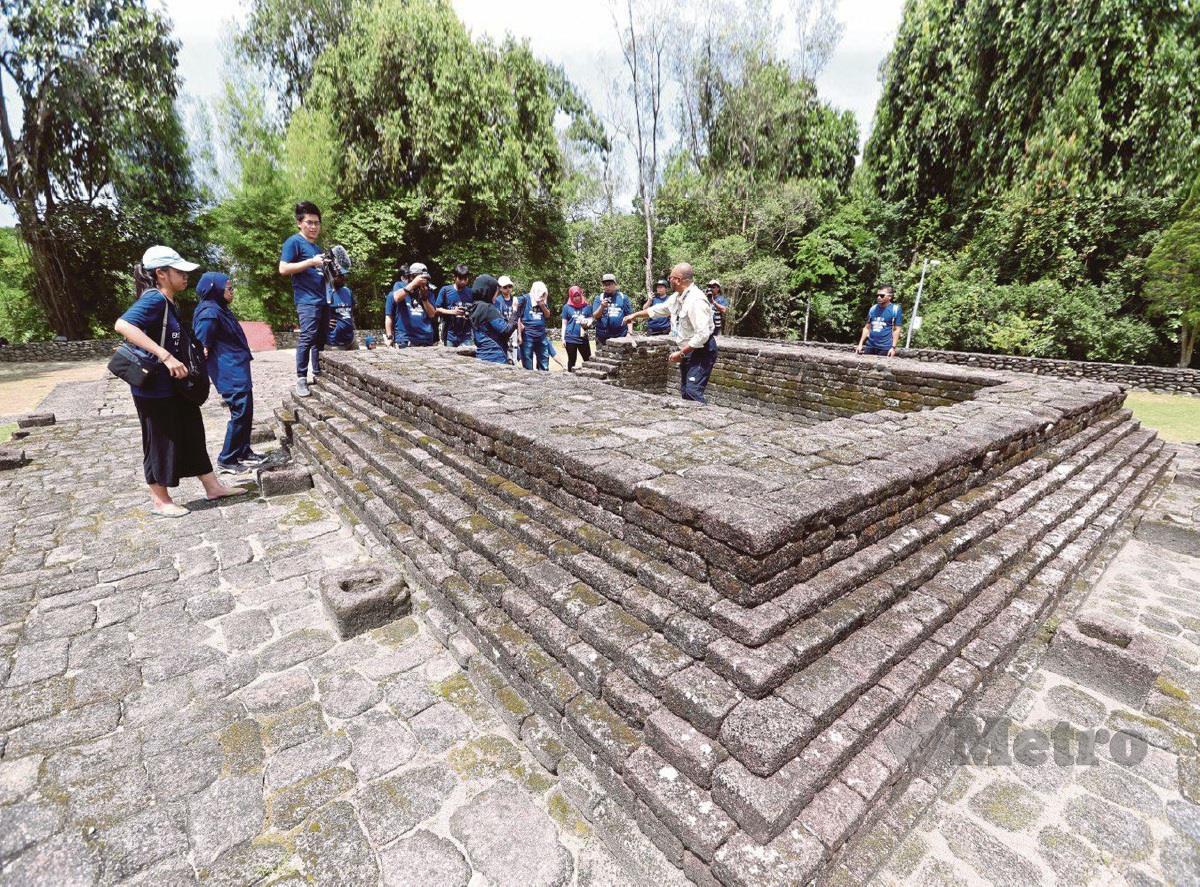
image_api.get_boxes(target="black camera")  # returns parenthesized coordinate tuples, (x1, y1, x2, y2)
(322, 244, 351, 287)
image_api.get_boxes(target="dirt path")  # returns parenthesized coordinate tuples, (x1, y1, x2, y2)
(0, 359, 109, 418)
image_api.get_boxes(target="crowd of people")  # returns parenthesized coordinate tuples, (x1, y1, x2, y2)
(110, 200, 902, 518)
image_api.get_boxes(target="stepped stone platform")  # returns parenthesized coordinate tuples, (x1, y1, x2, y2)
(278, 341, 1172, 886)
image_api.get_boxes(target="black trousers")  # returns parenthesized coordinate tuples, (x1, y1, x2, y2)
(679, 339, 718, 403)
(566, 340, 591, 369)
(134, 395, 213, 487)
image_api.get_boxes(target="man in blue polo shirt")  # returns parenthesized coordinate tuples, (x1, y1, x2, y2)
(856, 285, 903, 357)
(278, 201, 328, 397)
(435, 264, 473, 347)
(590, 273, 633, 347)
(387, 262, 438, 347)
(644, 279, 671, 336)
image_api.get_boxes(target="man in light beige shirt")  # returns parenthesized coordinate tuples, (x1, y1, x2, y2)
(622, 262, 718, 403)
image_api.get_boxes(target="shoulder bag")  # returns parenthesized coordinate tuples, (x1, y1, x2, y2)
(107, 299, 170, 387)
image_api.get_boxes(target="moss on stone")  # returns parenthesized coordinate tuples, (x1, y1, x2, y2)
(282, 498, 326, 526)
(1155, 675, 1191, 702)
(220, 719, 265, 777)
(435, 673, 491, 721)
(1035, 615, 1062, 645)
(547, 788, 591, 838)
(370, 616, 419, 648)
(447, 734, 522, 780)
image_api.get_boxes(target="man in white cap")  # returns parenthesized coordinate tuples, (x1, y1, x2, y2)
(707, 279, 729, 336)
(622, 262, 717, 403)
(494, 275, 520, 364)
(590, 273, 633, 347)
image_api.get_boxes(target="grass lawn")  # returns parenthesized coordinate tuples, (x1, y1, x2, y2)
(1125, 392, 1200, 443)
(0, 422, 14, 444)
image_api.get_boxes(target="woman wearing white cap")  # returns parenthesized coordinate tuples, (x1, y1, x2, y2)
(113, 246, 247, 517)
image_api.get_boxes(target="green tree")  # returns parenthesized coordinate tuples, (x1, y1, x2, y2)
(1145, 176, 1200, 367)
(0, 0, 199, 338)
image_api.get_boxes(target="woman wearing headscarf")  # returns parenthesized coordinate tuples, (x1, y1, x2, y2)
(519, 281, 552, 371)
(192, 271, 266, 474)
(561, 285, 593, 371)
(114, 247, 246, 518)
(466, 274, 518, 364)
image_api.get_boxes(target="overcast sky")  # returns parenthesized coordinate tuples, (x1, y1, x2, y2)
(0, 0, 904, 226)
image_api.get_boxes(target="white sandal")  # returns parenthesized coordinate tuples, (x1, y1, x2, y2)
(151, 503, 189, 518)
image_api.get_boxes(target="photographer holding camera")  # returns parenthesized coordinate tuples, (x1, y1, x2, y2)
(387, 262, 439, 347)
(278, 201, 328, 397)
(435, 264, 474, 347)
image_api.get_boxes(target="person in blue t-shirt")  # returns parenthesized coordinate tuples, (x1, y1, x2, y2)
(856, 284, 904, 357)
(466, 275, 517, 364)
(590, 273, 633, 346)
(435, 264, 473, 346)
(707, 279, 729, 336)
(561, 286, 593, 371)
(644, 279, 671, 335)
(193, 271, 268, 474)
(278, 201, 328, 397)
(114, 247, 246, 518)
(387, 263, 438, 347)
(519, 281, 552, 371)
(326, 273, 356, 349)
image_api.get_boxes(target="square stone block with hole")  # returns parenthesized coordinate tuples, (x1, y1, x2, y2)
(320, 566, 410, 640)
(258, 465, 313, 497)
(1045, 614, 1166, 706)
(0, 447, 27, 470)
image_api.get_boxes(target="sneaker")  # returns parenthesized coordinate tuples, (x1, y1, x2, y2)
(217, 461, 253, 475)
(240, 451, 269, 467)
(296, 377, 311, 397)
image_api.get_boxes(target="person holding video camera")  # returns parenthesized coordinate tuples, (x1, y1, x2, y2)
(386, 262, 438, 347)
(644, 279, 672, 336)
(278, 201, 328, 397)
(590, 273, 633, 347)
(436, 264, 474, 347)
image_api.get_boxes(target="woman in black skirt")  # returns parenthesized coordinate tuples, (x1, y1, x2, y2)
(113, 246, 246, 517)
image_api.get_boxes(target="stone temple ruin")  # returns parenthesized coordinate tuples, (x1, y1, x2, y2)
(274, 337, 1171, 886)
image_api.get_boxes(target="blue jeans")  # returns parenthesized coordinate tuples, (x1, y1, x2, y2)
(521, 336, 550, 371)
(862, 343, 891, 355)
(680, 338, 718, 403)
(218, 390, 253, 465)
(295, 303, 329, 377)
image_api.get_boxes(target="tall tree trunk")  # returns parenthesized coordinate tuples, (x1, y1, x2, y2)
(18, 209, 88, 340)
(1181, 323, 1197, 369)
(644, 210, 653, 298)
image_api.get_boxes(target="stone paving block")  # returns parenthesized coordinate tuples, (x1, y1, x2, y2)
(316, 668, 382, 718)
(263, 731, 351, 790)
(188, 775, 265, 865)
(380, 829, 472, 887)
(449, 781, 575, 887)
(357, 763, 458, 844)
(93, 806, 189, 882)
(711, 825, 826, 887)
(296, 800, 380, 885)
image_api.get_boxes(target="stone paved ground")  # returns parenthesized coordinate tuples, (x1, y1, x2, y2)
(2, 351, 1199, 886)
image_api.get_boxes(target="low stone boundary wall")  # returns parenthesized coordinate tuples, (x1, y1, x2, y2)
(798, 340, 1200, 395)
(0, 339, 119, 362)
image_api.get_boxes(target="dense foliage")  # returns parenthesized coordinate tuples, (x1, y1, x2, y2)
(0, 0, 201, 338)
(2, 0, 1200, 369)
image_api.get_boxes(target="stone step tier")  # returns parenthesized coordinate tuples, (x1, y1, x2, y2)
(276, 347, 1168, 887)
